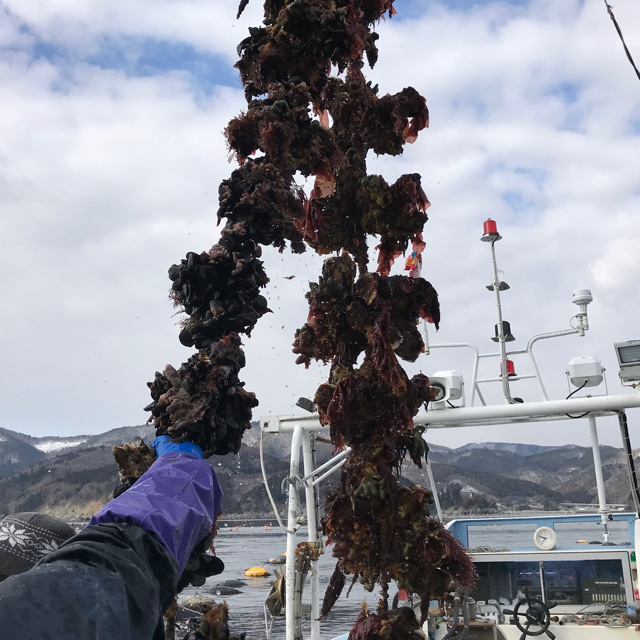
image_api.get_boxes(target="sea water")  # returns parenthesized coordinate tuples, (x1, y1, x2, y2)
(180, 524, 381, 640)
(180, 519, 632, 640)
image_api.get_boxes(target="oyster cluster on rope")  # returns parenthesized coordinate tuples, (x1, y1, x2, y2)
(112, 0, 475, 636)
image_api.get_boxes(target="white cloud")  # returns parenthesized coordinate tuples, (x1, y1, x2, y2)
(593, 237, 640, 291)
(0, 53, 247, 434)
(2, 0, 265, 60)
(0, 0, 640, 453)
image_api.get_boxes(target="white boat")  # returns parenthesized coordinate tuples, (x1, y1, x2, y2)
(259, 219, 640, 640)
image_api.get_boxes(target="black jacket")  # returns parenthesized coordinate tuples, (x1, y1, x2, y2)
(0, 522, 178, 639)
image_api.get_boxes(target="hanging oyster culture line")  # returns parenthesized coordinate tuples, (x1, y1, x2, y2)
(112, 1, 476, 638)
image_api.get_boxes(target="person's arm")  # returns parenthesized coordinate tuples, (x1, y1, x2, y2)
(90, 447, 222, 574)
(0, 441, 222, 640)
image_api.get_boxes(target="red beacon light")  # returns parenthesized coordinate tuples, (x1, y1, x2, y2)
(481, 218, 502, 242)
(501, 359, 517, 377)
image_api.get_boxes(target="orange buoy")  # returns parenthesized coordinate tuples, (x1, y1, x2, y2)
(245, 567, 270, 577)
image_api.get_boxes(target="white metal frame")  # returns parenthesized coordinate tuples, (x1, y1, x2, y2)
(261, 419, 349, 640)
(263, 391, 640, 433)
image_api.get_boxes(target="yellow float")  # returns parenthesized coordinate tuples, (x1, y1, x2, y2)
(245, 567, 270, 577)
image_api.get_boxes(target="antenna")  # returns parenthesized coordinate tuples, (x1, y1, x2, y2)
(572, 289, 592, 337)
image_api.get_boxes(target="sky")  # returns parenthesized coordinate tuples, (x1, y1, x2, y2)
(0, 0, 640, 450)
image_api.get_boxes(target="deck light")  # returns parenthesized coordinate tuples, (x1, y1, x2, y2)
(429, 370, 464, 408)
(615, 340, 640, 384)
(295, 397, 315, 413)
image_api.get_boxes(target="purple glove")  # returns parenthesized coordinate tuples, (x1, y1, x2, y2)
(89, 453, 222, 573)
(153, 435, 203, 459)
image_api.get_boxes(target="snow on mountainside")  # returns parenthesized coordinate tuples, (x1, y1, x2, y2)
(6, 425, 157, 458)
(76, 425, 155, 449)
(426, 443, 452, 455)
(34, 439, 88, 453)
(455, 442, 577, 456)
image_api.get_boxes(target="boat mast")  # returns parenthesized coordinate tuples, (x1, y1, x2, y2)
(482, 219, 516, 404)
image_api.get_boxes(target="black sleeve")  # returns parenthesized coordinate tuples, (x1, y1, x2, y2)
(0, 522, 179, 640)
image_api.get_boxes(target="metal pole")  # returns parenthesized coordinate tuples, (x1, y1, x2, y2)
(488, 239, 514, 404)
(588, 415, 610, 543)
(527, 348, 549, 401)
(509, 330, 580, 401)
(425, 452, 443, 520)
(262, 389, 640, 431)
(470, 350, 480, 407)
(286, 425, 303, 640)
(301, 447, 350, 483)
(617, 411, 640, 515)
(311, 457, 348, 488)
(301, 430, 321, 640)
(417, 390, 640, 427)
(421, 320, 430, 355)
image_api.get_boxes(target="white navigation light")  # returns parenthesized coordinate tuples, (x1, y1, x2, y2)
(615, 340, 640, 384)
(429, 371, 464, 408)
(486, 269, 510, 291)
(567, 356, 604, 388)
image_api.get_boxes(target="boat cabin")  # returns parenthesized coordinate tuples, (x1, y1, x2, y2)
(439, 513, 640, 638)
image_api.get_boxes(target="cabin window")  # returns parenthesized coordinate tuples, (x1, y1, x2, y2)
(472, 559, 626, 605)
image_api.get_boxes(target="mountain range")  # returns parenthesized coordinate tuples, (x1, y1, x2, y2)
(0, 424, 636, 519)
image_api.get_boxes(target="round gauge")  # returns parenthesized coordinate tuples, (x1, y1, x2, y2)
(534, 526, 557, 551)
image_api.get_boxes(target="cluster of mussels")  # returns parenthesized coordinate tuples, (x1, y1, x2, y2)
(112, 0, 475, 636)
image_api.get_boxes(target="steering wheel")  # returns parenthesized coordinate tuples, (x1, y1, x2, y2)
(503, 589, 556, 640)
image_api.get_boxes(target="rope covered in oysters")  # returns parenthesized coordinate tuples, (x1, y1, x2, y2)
(111, 1, 476, 636)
